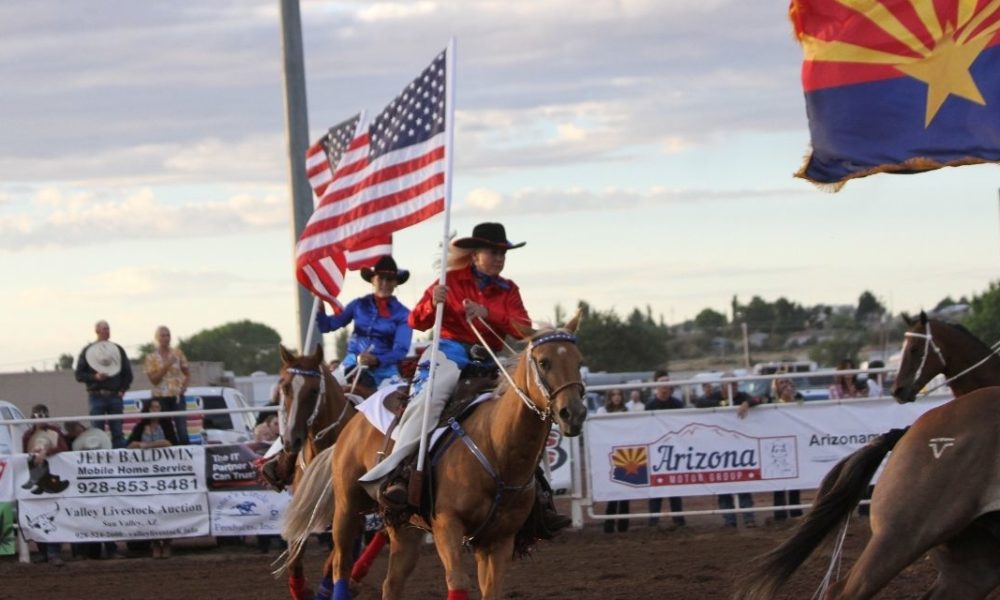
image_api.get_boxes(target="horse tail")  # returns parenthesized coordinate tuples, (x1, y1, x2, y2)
(276, 445, 336, 575)
(733, 427, 908, 600)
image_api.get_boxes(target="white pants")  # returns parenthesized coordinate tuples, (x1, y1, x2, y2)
(358, 349, 460, 483)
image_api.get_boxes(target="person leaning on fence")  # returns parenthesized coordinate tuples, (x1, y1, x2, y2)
(357, 222, 572, 535)
(74, 319, 133, 449)
(694, 376, 757, 528)
(644, 371, 686, 528)
(22, 404, 69, 566)
(597, 390, 631, 533)
(625, 389, 646, 412)
(828, 358, 861, 399)
(144, 325, 191, 444)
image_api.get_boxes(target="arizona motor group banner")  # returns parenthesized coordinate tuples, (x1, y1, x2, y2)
(8, 444, 289, 543)
(585, 397, 950, 502)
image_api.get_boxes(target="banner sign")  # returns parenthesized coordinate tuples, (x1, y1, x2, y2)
(546, 426, 572, 496)
(0, 502, 14, 556)
(209, 490, 291, 536)
(18, 493, 209, 542)
(0, 457, 12, 502)
(15, 446, 204, 500)
(585, 397, 948, 501)
(205, 442, 271, 491)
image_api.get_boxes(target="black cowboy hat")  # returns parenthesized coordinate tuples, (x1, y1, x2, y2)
(452, 222, 526, 250)
(360, 255, 410, 285)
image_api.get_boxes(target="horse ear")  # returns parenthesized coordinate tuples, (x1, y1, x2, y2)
(511, 319, 536, 339)
(919, 310, 928, 325)
(563, 309, 583, 334)
(901, 312, 913, 326)
(279, 344, 296, 365)
(312, 343, 325, 364)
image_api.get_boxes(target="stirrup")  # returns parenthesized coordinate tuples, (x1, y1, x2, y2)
(379, 479, 410, 511)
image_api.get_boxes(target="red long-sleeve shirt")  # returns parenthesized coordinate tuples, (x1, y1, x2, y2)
(408, 266, 531, 350)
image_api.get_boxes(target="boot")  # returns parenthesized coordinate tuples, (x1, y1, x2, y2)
(260, 452, 297, 492)
(535, 468, 571, 536)
(378, 463, 412, 510)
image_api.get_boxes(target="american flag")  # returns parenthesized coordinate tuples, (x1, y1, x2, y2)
(296, 49, 449, 310)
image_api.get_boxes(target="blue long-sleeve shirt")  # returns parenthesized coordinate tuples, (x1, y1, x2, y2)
(316, 295, 412, 382)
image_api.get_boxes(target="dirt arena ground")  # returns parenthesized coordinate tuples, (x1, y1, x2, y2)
(5, 511, 998, 600)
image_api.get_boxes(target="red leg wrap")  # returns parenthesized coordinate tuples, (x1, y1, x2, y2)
(350, 531, 388, 582)
(446, 590, 469, 600)
(288, 575, 310, 600)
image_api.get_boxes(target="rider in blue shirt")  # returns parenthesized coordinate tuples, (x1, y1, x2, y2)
(316, 255, 413, 388)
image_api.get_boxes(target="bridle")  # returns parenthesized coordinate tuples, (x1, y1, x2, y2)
(279, 367, 325, 444)
(902, 321, 1000, 396)
(902, 322, 946, 386)
(467, 320, 585, 421)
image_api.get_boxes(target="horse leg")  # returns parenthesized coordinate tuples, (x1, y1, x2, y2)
(433, 515, 474, 599)
(475, 536, 515, 600)
(288, 553, 312, 600)
(919, 523, 1000, 600)
(330, 500, 363, 600)
(313, 552, 335, 600)
(381, 525, 423, 600)
(351, 529, 388, 583)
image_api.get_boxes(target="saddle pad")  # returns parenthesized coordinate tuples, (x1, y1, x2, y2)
(357, 389, 493, 449)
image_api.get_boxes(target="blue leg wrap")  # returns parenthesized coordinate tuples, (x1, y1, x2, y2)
(315, 577, 334, 600)
(333, 579, 351, 600)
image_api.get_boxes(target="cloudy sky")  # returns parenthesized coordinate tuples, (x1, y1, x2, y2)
(2, 0, 998, 372)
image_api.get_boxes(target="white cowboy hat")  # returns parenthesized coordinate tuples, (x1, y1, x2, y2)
(72, 428, 112, 451)
(27, 429, 59, 453)
(85, 341, 122, 376)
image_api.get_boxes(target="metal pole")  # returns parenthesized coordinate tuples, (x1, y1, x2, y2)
(279, 0, 316, 353)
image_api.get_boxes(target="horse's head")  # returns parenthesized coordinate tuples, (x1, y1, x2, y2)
(515, 312, 588, 436)
(278, 343, 326, 453)
(892, 311, 946, 403)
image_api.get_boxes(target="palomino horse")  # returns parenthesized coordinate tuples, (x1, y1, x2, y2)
(286, 319, 587, 600)
(276, 344, 358, 600)
(736, 312, 1000, 600)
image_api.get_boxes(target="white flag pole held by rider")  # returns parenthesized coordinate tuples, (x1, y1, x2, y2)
(410, 37, 456, 507)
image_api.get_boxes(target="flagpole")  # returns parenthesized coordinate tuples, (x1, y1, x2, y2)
(302, 296, 321, 355)
(410, 38, 456, 505)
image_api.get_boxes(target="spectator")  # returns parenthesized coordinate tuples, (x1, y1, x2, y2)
(316, 255, 413, 390)
(625, 389, 645, 412)
(74, 320, 133, 449)
(22, 404, 69, 566)
(694, 376, 757, 527)
(255, 412, 279, 444)
(864, 360, 885, 398)
(597, 389, 631, 533)
(771, 377, 804, 522)
(828, 358, 860, 399)
(645, 372, 685, 528)
(144, 325, 191, 444)
(63, 421, 108, 560)
(127, 399, 177, 558)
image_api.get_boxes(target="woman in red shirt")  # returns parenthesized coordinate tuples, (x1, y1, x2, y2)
(359, 222, 531, 502)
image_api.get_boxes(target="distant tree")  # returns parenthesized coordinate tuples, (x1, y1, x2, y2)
(934, 296, 957, 312)
(855, 290, 886, 323)
(576, 303, 669, 372)
(773, 297, 807, 333)
(179, 320, 283, 375)
(56, 353, 75, 370)
(743, 296, 775, 331)
(964, 281, 1000, 345)
(808, 333, 864, 368)
(553, 303, 566, 327)
(693, 308, 727, 334)
(136, 342, 155, 362)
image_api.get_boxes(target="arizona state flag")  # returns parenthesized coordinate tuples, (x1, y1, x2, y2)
(791, 0, 1000, 188)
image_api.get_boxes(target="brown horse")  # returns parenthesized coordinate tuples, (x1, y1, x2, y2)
(736, 312, 1000, 600)
(275, 344, 358, 600)
(284, 319, 587, 600)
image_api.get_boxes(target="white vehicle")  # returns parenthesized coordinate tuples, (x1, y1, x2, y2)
(0, 400, 28, 455)
(123, 387, 256, 445)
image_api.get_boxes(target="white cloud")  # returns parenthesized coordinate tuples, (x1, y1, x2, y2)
(357, 2, 438, 22)
(0, 186, 287, 251)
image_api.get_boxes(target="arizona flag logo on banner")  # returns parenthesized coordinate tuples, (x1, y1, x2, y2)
(791, 0, 1000, 188)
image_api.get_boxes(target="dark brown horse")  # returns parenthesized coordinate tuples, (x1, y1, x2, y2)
(283, 319, 587, 600)
(736, 312, 1000, 600)
(276, 344, 357, 600)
